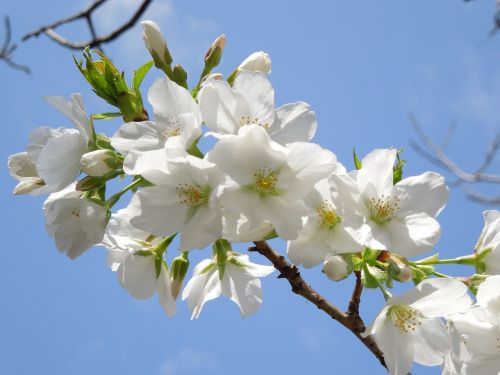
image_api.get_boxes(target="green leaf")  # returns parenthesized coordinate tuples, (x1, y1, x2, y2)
(393, 149, 406, 184)
(362, 264, 386, 288)
(133, 60, 154, 90)
(353, 148, 362, 170)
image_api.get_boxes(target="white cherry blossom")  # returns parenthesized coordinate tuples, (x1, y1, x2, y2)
(182, 253, 274, 319)
(335, 148, 449, 257)
(126, 155, 224, 251)
(103, 209, 176, 316)
(450, 276, 500, 374)
(198, 70, 316, 144)
(8, 152, 53, 195)
(18, 94, 91, 193)
(111, 76, 201, 159)
(207, 125, 337, 240)
(287, 178, 364, 268)
(43, 183, 107, 259)
(367, 278, 472, 375)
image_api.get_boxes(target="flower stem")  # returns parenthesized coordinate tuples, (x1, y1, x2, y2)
(106, 177, 146, 208)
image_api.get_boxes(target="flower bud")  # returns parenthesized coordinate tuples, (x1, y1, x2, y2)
(141, 20, 172, 68)
(80, 150, 120, 177)
(323, 255, 351, 281)
(204, 34, 226, 70)
(388, 259, 413, 283)
(170, 252, 190, 300)
(238, 51, 272, 75)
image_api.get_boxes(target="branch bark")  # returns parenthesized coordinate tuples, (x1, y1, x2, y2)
(22, 0, 153, 50)
(409, 113, 500, 205)
(249, 240, 386, 369)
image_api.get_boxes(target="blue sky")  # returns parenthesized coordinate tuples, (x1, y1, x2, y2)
(1, 1, 499, 374)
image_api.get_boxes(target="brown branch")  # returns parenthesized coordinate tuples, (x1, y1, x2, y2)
(249, 240, 386, 369)
(0, 16, 30, 74)
(21, 0, 152, 50)
(409, 113, 500, 205)
(347, 271, 364, 320)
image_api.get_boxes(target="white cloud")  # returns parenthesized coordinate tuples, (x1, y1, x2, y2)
(158, 347, 219, 375)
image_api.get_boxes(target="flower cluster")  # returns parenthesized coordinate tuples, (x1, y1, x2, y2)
(8, 20, 500, 375)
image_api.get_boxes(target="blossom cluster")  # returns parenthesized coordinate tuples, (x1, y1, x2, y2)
(8, 20, 500, 375)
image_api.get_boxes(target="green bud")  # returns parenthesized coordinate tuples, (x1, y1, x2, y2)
(204, 34, 226, 70)
(170, 252, 190, 300)
(172, 64, 188, 89)
(74, 49, 148, 122)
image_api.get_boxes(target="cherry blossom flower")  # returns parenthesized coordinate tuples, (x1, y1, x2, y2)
(335, 148, 449, 257)
(450, 276, 500, 374)
(43, 183, 107, 259)
(111, 76, 201, 159)
(287, 178, 364, 268)
(198, 70, 316, 144)
(125, 155, 224, 251)
(102, 209, 176, 316)
(182, 253, 274, 319)
(10, 94, 91, 194)
(367, 278, 471, 375)
(207, 125, 337, 240)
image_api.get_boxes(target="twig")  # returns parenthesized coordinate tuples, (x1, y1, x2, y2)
(347, 271, 364, 320)
(249, 240, 386, 369)
(22, 0, 152, 50)
(409, 113, 500, 205)
(0, 16, 30, 74)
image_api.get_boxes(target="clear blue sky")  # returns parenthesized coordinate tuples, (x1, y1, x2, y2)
(1, 1, 499, 374)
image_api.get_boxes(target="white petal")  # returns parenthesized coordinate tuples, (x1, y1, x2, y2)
(269, 102, 317, 144)
(221, 263, 264, 317)
(412, 317, 451, 366)
(198, 79, 246, 135)
(355, 148, 397, 197)
(79, 199, 107, 244)
(45, 93, 90, 142)
(386, 213, 441, 257)
(375, 317, 415, 375)
(157, 265, 176, 317)
(129, 186, 188, 237)
(233, 71, 275, 126)
(148, 77, 199, 124)
(393, 279, 472, 317)
(35, 128, 86, 188)
(182, 264, 221, 319)
(117, 254, 158, 299)
(111, 121, 164, 156)
(476, 276, 500, 309)
(395, 172, 449, 218)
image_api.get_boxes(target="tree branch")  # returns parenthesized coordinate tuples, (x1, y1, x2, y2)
(21, 0, 152, 50)
(0, 16, 29, 74)
(249, 240, 386, 369)
(409, 113, 500, 205)
(348, 271, 364, 320)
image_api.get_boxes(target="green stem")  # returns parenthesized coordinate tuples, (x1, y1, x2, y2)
(106, 177, 145, 208)
(431, 270, 452, 278)
(411, 254, 478, 266)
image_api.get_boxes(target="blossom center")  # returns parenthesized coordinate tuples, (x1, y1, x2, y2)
(368, 194, 400, 224)
(176, 183, 209, 207)
(388, 304, 423, 333)
(317, 201, 341, 229)
(239, 115, 270, 129)
(253, 167, 279, 195)
(162, 116, 182, 138)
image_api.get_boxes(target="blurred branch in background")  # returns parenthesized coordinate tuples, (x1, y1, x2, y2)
(409, 113, 500, 205)
(21, 0, 153, 50)
(0, 16, 29, 74)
